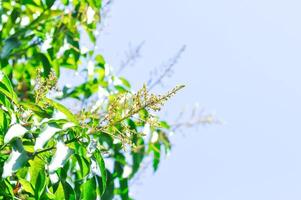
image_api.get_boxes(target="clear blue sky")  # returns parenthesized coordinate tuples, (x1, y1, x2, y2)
(96, 0, 301, 199)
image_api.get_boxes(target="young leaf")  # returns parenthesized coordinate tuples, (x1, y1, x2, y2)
(0, 38, 20, 59)
(19, 179, 34, 195)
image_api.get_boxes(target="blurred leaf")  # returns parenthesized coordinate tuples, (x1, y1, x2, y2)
(0, 71, 18, 104)
(74, 155, 90, 178)
(119, 178, 129, 200)
(34, 124, 60, 151)
(160, 121, 171, 129)
(152, 142, 161, 172)
(21, 102, 52, 118)
(101, 170, 114, 200)
(94, 150, 106, 196)
(2, 139, 29, 178)
(0, 38, 20, 59)
(37, 53, 51, 77)
(95, 54, 105, 67)
(54, 182, 65, 200)
(45, 0, 55, 8)
(4, 124, 28, 144)
(45, 98, 78, 124)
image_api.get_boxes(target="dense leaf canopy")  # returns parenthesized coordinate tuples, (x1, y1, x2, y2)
(0, 0, 183, 199)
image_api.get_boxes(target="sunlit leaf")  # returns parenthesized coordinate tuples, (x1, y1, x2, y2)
(4, 124, 28, 144)
(45, 98, 78, 124)
(19, 179, 34, 195)
(2, 139, 28, 178)
(48, 141, 72, 173)
(81, 177, 96, 200)
(34, 171, 46, 200)
(34, 125, 61, 151)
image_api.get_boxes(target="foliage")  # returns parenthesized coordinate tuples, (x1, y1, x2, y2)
(0, 0, 184, 199)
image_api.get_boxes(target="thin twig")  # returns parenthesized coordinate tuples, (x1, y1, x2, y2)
(117, 41, 145, 75)
(147, 45, 186, 90)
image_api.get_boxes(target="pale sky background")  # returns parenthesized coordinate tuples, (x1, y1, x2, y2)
(93, 0, 301, 199)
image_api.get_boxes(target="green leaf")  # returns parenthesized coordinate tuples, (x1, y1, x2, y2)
(45, 0, 55, 8)
(21, 102, 53, 118)
(0, 38, 20, 59)
(119, 77, 131, 89)
(62, 181, 75, 200)
(2, 139, 29, 178)
(81, 178, 96, 200)
(74, 155, 90, 178)
(19, 179, 34, 195)
(54, 182, 65, 200)
(95, 54, 105, 67)
(159, 121, 171, 129)
(0, 109, 9, 133)
(101, 170, 114, 200)
(94, 150, 106, 196)
(114, 153, 126, 177)
(29, 156, 46, 187)
(119, 178, 129, 200)
(45, 98, 78, 124)
(37, 53, 51, 77)
(3, 179, 14, 198)
(0, 71, 18, 104)
(152, 142, 161, 172)
(34, 171, 47, 200)
(0, 93, 11, 109)
(131, 138, 145, 178)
